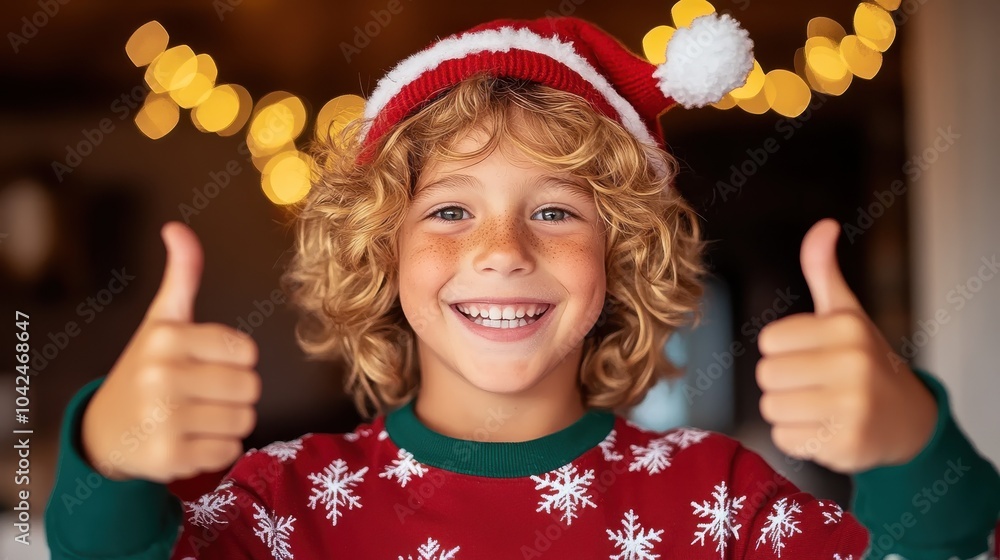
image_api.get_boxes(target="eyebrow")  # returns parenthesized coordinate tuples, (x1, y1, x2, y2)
(412, 174, 594, 204)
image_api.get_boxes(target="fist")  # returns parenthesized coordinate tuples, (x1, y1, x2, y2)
(756, 219, 938, 473)
(81, 222, 262, 483)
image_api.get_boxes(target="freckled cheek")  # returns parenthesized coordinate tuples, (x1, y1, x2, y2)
(399, 236, 463, 328)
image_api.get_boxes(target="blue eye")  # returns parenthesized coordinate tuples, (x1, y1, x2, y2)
(428, 206, 578, 223)
(429, 206, 469, 221)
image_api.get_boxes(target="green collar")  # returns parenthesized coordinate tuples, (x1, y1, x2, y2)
(384, 401, 615, 478)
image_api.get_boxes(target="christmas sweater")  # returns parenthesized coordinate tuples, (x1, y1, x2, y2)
(170, 401, 869, 559)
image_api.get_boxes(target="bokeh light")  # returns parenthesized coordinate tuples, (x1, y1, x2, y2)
(642, 25, 676, 65)
(729, 59, 765, 100)
(248, 92, 307, 157)
(671, 0, 715, 28)
(192, 84, 241, 133)
(806, 17, 847, 42)
(170, 54, 217, 108)
(854, 2, 896, 52)
(134, 93, 179, 139)
(315, 94, 366, 142)
(144, 45, 197, 94)
(217, 84, 253, 137)
(764, 70, 811, 117)
(126, 21, 168, 67)
(261, 150, 314, 205)
(840, 35, 883, 79)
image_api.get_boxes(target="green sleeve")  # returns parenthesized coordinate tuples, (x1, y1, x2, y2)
(44, 377, 182, 560)
(851, 368, 1000, 560)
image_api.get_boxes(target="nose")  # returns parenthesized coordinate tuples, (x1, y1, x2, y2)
(472, 214, 536, 276)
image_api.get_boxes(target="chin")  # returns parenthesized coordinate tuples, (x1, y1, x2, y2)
(456, 363, 548, 396)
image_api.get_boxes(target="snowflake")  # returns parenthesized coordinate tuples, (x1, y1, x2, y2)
(607, 509, 664, 560)
(691, 481, 747, 558)
(755, 498, 802, 557)
(663, 428, 710, 449)
(252, 503, 296, 560)
(629, 436, 674, 474)
(378, 429, 389, 440)
(306, 458, 369, 526)
(530, 463, 597, 525)
(832, 555, 854, 560)
(344, 427, 373, 442)
(818, 500, 844, 525)
(397, 537, 461, 560)
(600, 429, 624, 462)
(260, 438, 304, 462)
(380, 448, 429, 487)
(185, 487, 238, 528)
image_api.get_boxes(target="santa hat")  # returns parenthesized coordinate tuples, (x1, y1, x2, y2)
(358, 14, 754, 157)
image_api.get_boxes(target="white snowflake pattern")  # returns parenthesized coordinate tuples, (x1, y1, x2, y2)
(260, 438, 304, 462)
(380, 448, 429, 487)
(378, 429, 389, 440)
(530, 463, 597, 525)
(663, 428, 710, 449)
(832, 555, 854, 560)
(691, 481, 747, 558)
(818, 500, 844, 525)
(306, 458, 369, 526)
(606, 509, 664, 560)
(344, 427, 373, 442)
(185, 487, 238, 528)
(397, 537, 461, 560)
(600, 429, 625, 462)
(628, 436, 674, 474)
(754, 498, 802, 557)
(252, 503, 296, 560)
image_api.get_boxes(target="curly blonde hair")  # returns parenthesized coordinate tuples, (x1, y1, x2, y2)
(280, 73, 705, 417)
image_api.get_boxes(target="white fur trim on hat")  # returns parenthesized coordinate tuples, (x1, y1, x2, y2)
(360, 26, 658, 149)
(652, 13, 754, 108)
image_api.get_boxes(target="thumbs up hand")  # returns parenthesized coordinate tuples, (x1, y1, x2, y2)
(81, 222, 261, 483)
(756, 219, 938, 473)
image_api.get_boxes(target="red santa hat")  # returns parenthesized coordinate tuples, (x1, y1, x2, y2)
(358, 14, 754, 158)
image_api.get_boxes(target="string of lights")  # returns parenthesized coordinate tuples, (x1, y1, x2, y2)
(124, 0, 901, 205)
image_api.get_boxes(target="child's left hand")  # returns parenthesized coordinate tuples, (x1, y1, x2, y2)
(755, 218, 938, 474)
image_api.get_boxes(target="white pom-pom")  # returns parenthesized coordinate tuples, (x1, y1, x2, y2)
(652, 13, 754, 108)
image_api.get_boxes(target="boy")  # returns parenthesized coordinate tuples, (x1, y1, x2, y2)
(46, 14, 999, 559)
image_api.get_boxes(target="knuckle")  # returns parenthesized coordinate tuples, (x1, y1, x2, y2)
(145, 323, 181, 353)
(759, 394, 777, 423)
(755, 359, 772, 389)
(840, 348, 874, 377)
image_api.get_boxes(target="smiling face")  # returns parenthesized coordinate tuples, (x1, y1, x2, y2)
(397, 131, 607, 401)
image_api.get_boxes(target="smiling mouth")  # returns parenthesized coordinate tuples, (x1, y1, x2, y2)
(451, 303, 551, 329)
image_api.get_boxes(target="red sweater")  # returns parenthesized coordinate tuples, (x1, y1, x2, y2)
(169, 402, 869, 559)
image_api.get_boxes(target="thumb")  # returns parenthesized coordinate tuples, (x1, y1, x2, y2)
(146, 221, 204, 323)
(800, 218, 862, 314)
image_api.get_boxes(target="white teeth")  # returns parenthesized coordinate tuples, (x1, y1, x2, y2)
(455, 303, 549, 319)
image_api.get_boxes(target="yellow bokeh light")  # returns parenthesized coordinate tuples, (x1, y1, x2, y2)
(807, 64, 853, 96)
(315, 94, 366, 141)
(805, 36, 839, 57)
(170, 54, 218, 108)
(854, 2, 896, 52)
(764, 70, 811, 118)
(873, 0, 901, 11)
(736, 81, 772, 115)
(126, 21, 168, 67)
(671, 0, 715, 28)
(248, 92, 307, 156)
(218, 84, 253, 137)
(806, 44, 850, 81)
(806, 17, 847, 42)
(840, 35, 883, 79)
(262, 151, 313, 205)
(192, 84, 240, 133)
(711, 93, 737, 110)
(144, 45, 197, 94)
(642, 25, 676, 65)
(729, 59, 765, 100)
(134, 93, 179, 139)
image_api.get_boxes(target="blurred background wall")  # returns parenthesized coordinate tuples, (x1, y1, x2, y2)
(0, 0, 996, 555)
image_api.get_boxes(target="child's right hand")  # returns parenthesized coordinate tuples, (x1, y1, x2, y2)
(81, 222, 261, 483)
